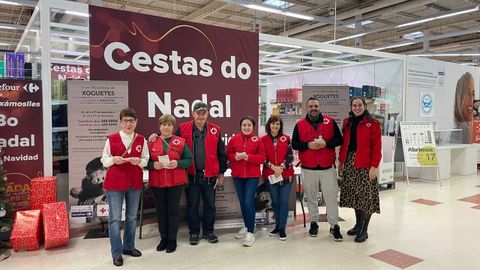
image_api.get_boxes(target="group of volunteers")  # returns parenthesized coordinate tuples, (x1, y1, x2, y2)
(100, 96, 382, 267)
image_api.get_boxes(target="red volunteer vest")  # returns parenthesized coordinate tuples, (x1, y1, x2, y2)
(297, 116, 336, 168)
(148, 135, 187, 187)
(104, 133, 145, 191)
(339, 117, 382, 168)
(261, 134, 294, 179)
(179, 121, 220, 177)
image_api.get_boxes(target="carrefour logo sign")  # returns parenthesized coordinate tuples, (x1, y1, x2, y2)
(23, 83, 40, 93)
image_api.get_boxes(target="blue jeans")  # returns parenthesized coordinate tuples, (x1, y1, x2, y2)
(233, 177, 259, 233)
(266, 181, 292, 230)
(185, 175, 216, 235)
(106, 187, 141, 258)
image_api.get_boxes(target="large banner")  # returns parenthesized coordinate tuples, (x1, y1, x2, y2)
(89, 5, 259, 139)
(302, 84, 350, 125)
(51, 63, 90, 81)
(406, 57, 480, 144)
(0, 79, 43, 211)
(67, 80, 128, 220)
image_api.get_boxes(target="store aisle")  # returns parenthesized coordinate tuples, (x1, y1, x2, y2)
(2, 174, 480, 270)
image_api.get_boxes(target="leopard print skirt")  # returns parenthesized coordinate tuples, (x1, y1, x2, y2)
(339, 152, 380, 215)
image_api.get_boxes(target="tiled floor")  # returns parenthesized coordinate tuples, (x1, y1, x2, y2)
(458, 193, 480, 204)
(410, 199, 442, 206)
(2, 174, 480, 269)
(370, 249, 424, 269)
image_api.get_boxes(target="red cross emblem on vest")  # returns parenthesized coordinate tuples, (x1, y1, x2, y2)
(210, 127, 218, 135)
(366, 123, 371, 127)
(280, 136, 287, 142)
(172, 139, 181, 145)
(100, 207, 106, 214)
(135, 145, 142, 152)
(323, 118, 330, 124)
(251, 136, 258, 142)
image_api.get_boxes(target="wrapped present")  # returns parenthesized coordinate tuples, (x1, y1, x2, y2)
(11, 210, 42, 252)
(30, 176, 57, 210)
(42, 201, 69, 249)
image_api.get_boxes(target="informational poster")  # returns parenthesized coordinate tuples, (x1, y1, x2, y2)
(400, 122, 438, 167)
(0, 79, 43, 211)
(51, 63, 90, 80)
(67, 80, 128, 221)
(302, 84, 350, 124)
(89, 5, 259, 140)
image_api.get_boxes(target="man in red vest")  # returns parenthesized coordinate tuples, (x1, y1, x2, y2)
(292, 97, 344, 241)
(101, 108, 149, 266)
(149, 102, 227, 245)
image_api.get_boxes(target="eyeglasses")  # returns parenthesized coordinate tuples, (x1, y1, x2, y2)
(121, 118, 136, 123)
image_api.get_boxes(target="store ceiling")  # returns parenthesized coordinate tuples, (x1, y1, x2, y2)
(0, 0, 479, 72)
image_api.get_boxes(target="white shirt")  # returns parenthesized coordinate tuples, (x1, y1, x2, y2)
(101, 130, 149, 168)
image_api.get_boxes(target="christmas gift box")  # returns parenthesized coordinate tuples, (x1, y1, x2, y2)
(42, 201, 69, 249)
(11, 209, 42, 252)
(30, 176, 57, 210)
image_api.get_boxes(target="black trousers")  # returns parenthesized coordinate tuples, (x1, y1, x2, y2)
(151, 185, 184, 237)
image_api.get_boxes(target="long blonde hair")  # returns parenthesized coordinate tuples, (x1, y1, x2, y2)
(454, 72, 473, 123)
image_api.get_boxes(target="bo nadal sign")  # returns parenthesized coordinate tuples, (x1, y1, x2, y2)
(89, 6, 259, 137)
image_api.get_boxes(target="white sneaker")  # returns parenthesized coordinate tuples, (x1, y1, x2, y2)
(243, 232, 255, 247)
(235, 226, 247, 239)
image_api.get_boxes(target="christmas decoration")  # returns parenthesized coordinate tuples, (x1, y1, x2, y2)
(42, 202, 69, 249)
(10, 209, 42, 252)
(0, 147, 12, 235)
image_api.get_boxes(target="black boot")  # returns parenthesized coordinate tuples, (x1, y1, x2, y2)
(156, 233, 168, 252)
(354, 213, 371, 243)
(166, 234, 177, 253)
(347, 209, 362, 236)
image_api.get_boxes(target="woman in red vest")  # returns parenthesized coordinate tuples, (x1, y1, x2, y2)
(147, 114, 192, 253)
(101, 108, 149, 267)
(260, 116, 294, 241)
(227, 116, 266, 247)
(338, 97, 382, 243)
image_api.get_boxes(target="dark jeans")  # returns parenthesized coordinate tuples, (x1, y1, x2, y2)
(151, 185, 184, 238)
(185, 174, 217, 235)
(233, 177, 259, 233)
(265, 181, 292, 230)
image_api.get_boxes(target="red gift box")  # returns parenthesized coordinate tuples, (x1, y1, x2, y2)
(42, 201, 70, 249)
(30, 176, 57, 210)
(11, 210, 42, 252)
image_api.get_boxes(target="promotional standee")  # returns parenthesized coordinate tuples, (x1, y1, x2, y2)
(0, 79, 43, 211)
(400, 121, 440, 184)
(302, 85, 350, 125)
(67, 80, 128, 222)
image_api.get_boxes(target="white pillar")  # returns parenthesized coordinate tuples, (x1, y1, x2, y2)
(40, 0, 53, 176)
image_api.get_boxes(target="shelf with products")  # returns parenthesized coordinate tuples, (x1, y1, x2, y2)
(350, 85, 402, 137)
